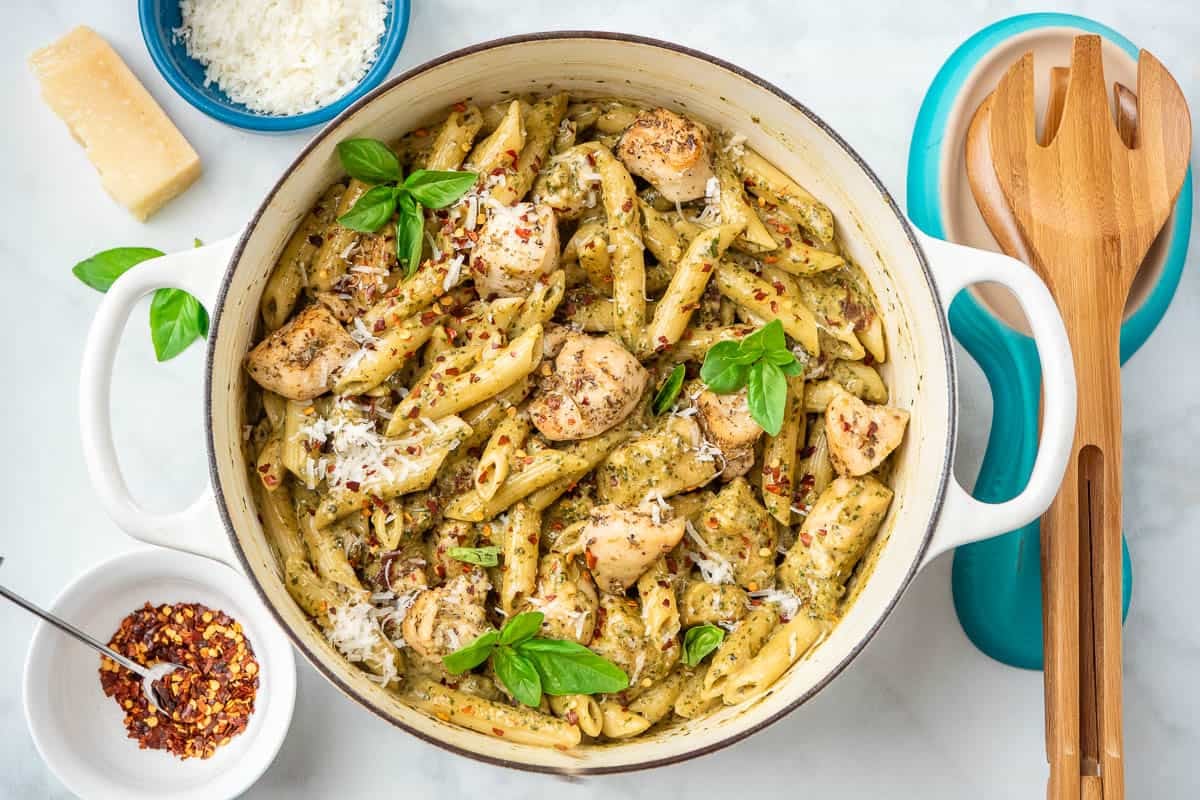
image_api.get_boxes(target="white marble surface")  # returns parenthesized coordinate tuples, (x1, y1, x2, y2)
(1, 0, 1197, 797)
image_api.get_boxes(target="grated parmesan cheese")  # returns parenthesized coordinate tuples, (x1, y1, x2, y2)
(326, 598, 397, 685)
(685, 520, 735, 585)
(747, 588, 803, 621)
(175, 0, 388, 116)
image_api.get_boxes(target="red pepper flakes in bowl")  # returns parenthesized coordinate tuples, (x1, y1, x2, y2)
(98, 601, 260, 760)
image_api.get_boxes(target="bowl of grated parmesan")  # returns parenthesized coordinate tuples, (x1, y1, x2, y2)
(139, 0, 410, 132)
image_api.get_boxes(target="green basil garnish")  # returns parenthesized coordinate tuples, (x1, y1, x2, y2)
(441, 611, 628, 704)
(447, 545, 502, 567)
(682, 624, 725, 666)
(403, 170, 480, 208)
(442, 629, 500, 674)
(333, 138, 477, 280)
(337, 184, 397, 232)
(699, 319, 803, 435)
(72, 245, 208, 362)
(652, 364, 686, 415)
(336, 138, 402, 184)
(498, 611, 543, 646)
(492, 646, 543, 707)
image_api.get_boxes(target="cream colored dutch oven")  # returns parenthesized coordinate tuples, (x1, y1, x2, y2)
(79, 33, 1076, 773)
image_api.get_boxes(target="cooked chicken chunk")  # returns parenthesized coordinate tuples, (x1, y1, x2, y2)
(696, 388, 763, 479)
(696, 477, 777, 590)
(616, 108, 715, 203)
(824, 392, 910, 476)
(580, 503, 686, 593)
(401, 571, 492, 660)
(471, 202, 559, 298)
(529, 333, 647, 441)
(244, 304, 358, 401)
(525, 553, 599, 645)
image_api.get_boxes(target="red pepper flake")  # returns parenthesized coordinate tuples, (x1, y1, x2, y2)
(753, 289, 768, 302)
(98, 602, 259, 760)
(799, 531, 813, 547)
(345, 481, 361, 492)
(407, 407, 421, 419)
(798, 446, 815, 459)
(621, 198, 633, 212)
(497, 435, 511, 446)
(772, 280, 786, 296)
(513, 227, 532, 241)
(584, 548, 598, 570)
(420, 311, 439, 326)
(452, 101, 468, 113)
(866, 421, 879, 438)
(492, 727, 505, 737)
(764, 256, 779, 265)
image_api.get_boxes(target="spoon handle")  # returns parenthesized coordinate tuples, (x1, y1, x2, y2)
(0, 575, 146, 676)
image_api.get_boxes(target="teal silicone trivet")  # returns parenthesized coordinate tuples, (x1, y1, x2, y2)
(906, 13, 1192, 669)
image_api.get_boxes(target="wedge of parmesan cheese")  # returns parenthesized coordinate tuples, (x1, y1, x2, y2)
(29, 27, 201, 221)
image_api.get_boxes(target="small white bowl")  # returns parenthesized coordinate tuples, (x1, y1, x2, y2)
(23, 548, 296, 800)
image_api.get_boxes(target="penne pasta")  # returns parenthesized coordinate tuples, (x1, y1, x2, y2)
(443, 450, 591, 522)
(548, 694, 604, 738)
(721, 614, 827, 705)
(407, 678, 582, 749)
(386, 325, 543, 436)
(714, 261, 819, 355)
(499, 502, 540, 615)
(261, 183, 344, 330)
(702, 606, 777, 699)
(475, 413, 530, 501)
(737, 147, 835, 244)
(761, 376, 805, 524)
(643, 223, 742, 353)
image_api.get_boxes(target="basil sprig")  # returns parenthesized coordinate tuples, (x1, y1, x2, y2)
(651, 364, 686, 415)
(682, 624, 726, 666)
(443, 611, 628, 707)
(448, 545, 502, 567)
(699, 319, 802, 435)
(335, 138, 477, 278)
(73, 245, 209, 362)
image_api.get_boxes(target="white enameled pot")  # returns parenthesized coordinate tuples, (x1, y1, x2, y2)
(79, 33, 1076, 773)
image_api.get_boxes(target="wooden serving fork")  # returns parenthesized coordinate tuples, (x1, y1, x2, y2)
(985, 36, 1191, 800)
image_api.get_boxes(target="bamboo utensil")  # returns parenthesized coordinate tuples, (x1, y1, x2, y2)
(978, 35, 1190, 800)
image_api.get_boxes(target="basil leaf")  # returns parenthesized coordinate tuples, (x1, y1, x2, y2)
(493, 646, 543, 707)
(337, 184, 397, 232)
(700, 341, 750, 394)
(72, 247, 164, 292)
(759, 319, 787, 355)
(765, 347, 798, 366)
(499, 611, 545, 646)
(778, 359, 804, 377)
(403, 170, 479, 209)
(149, 289, 209, 362)
(336, 138, 402, 184)
(682, 624, 725, 666)
(442, 629, 500, 674)
(447, 545, 501, 566)
(747, 360, 787, 436)
(652, 364, 686, 415)
(731, 328, 765, 365)
(515, 638, 629, 696)
(395, 193, 426, 278)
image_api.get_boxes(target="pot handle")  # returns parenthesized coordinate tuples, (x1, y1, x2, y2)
(916, 231, 1076, 568)
(79, 236, 240, 568)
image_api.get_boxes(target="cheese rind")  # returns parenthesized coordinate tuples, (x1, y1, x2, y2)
(29, 26, 201, 221)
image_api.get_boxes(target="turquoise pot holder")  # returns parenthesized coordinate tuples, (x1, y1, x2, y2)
(906, 13, 1192, 669)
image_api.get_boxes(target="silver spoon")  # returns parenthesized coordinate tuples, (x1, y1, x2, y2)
(0, 559, 184, 711)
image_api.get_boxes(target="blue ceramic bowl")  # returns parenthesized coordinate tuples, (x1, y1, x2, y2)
(138, 0, 411, 133)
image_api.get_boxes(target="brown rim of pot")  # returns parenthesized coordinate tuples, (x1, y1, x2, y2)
(204, 30, 956, 775)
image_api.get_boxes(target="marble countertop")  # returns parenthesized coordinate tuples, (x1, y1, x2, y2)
(2, 0, 1197, 797)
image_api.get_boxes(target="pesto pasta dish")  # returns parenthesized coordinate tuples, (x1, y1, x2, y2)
(243, 92, 910, 748)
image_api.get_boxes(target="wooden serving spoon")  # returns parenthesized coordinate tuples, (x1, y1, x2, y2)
(984, 36, 1191, 800)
